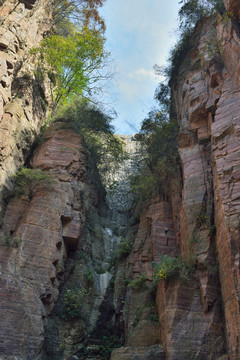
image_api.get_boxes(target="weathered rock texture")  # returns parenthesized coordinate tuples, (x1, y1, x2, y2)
(112, 5, 240, 360)
(106, 134, 142, 211)
(224, 0, 240, 19)
(171, 8, 240, 360)
(0, 0, 52, 214)
(2, 2, 240, 360)
(112, 196, 224, 360)
(0, 122, 89, 358)
(0, 119, 130, 359)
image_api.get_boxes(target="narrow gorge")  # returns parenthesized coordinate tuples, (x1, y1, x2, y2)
(1, 0, 240, 360)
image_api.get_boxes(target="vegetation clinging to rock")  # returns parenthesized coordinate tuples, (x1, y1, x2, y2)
(55, 98, 127, 184)
(12, 167, 55, 199)
(31, 28, 109, 112)
(167, 0, 225, 81)
(153, 255, 195, 281)
(130, 0, 226, 208)
(62, 288, 87, 318)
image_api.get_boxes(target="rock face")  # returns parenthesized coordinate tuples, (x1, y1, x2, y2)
(0, 122, 88, 358)
(0, 0, 52, 215)
(224, 0, 240, 19)
(106, 134, 142, 211)
(2, 2, 240, 360)
(112, 6, 240, 360)
(171, 10, 240, 360)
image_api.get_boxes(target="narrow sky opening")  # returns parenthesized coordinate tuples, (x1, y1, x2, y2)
(99, 0, 181, 135)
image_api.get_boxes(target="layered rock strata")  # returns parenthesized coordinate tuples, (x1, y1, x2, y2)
(112, 5, 240, 360)
(112, 196, 225, 360)
(0, 0, 52, 214)
(0, 123, 88, 358)
(1, 1, 240, 360)
(172, 8, 240, 359)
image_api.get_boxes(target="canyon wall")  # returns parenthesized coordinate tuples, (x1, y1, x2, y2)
(112, 2, 240, 360)
(1, 1, 240, 360)
(171, 5, 240, 358)
(0, 0, 52, 216)
(0, 122, 89, 358)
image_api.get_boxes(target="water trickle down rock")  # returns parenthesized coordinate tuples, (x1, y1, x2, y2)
(106, 135, 142, 212)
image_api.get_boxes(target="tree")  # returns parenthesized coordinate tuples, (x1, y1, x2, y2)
(179, 0, 225, 30)
(131, 110, 179, 203)
(32, 27, 109, 112)
(52, 0, 106, 35)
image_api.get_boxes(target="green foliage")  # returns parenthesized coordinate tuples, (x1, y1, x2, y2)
(154, 83, 171, 114)
(75, 251, 88, 260)
(179, 0, 225, 30)
(165, 0, 225, 81)
(166, 27, 193, 81)
(117, 235, 134, 259)
(55, 99, 126, 182)
(133, 303, 158, 327)
(85, 268, 94, 283)
(31, 28, 108, 111)
(128, 274, 148, 289)
(190, 234, 198, 245)
(12, 167, 55, 199)
(3, 234, 20, 248)
(98, 336, 121, 358)
(131, 113, 179, 204)
(153, 255, 195, 281)
(131, 0, 227, 208)
(148, 313, 159, 322)
(63, 288, 87, 318)
(58, 97, 114, 133)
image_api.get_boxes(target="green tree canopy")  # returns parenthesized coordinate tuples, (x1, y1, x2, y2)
(179, 0, 225, 30)
(32, 27, 109, 112)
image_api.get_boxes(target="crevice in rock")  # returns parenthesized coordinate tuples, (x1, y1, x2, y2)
(19, 0, 37, 9)
(0, 44, 7, 51)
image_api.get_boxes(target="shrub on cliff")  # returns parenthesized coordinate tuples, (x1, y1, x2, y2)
(12, 167, 55, 199)
(167, 0, 225, 81)
(117, 235, 134, 259)
(56, 98, 127, 184)
(179, 0, 225, 30)
(63, 288, 87, 318)
(127, 274, 148, 290)
(153, 255, 195, 281)
(130, 112, 179, 203)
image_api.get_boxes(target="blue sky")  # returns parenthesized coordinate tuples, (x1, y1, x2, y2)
(99, 0, 181, 134)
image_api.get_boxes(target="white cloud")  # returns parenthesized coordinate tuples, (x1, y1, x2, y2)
(129, 68, 158, 81)
(100, 0, 181, 134)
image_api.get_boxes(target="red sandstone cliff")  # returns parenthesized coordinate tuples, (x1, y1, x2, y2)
(0, 122, 88, 357)
(172, 5, 240, 357)
(0, 0, 52, 215)
(112, 2, 240, 360)
(2, 1, 240, 360)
